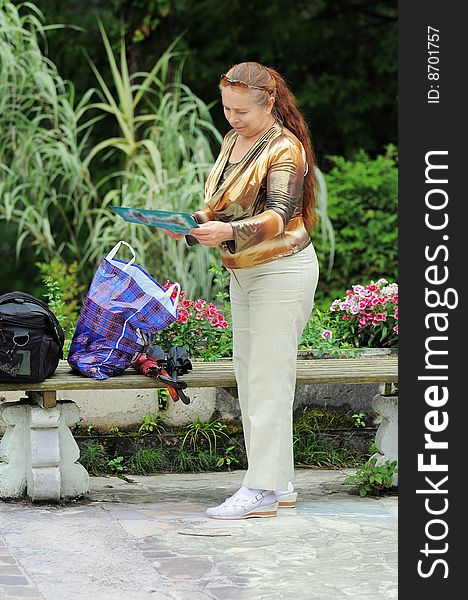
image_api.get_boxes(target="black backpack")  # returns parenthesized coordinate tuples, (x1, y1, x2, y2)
(0, 291, 65, 383)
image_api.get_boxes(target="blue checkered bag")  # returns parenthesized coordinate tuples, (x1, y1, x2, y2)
(68, 241, 179, 379)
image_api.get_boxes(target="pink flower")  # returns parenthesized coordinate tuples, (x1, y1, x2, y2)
(327, 279, 398, 347)
(372, 313, 387, 325)
(178, 311, 189, 323)
(194, 299, 206, 311)
(321, 330, 332, 340)
(393, 325, 399, 334)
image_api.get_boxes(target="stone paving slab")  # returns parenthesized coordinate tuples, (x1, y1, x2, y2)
(0, 469, 397, 599)
(0, 536, 44, 600)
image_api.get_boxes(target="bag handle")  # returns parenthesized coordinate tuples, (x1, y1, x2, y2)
(106, 241, 136, 271)
(165, 283, 180, 306)
(106, 241, 180, 304)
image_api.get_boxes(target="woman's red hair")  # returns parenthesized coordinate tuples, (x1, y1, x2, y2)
(224, 62, 318, 232)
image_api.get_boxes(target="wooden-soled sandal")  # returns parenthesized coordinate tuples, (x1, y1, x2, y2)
(276, 491, 298, 508)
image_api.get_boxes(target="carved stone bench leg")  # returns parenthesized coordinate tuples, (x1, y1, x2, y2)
(57, 401, 90, 498)
(370, 385, 398, 485)
(0, 401, 29, 498)
(0, 399, 89, 501)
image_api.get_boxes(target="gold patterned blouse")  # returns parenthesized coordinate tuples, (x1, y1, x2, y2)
(188, 121, 311, 269)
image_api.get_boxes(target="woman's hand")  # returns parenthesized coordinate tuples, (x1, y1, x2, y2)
(188, 222, 234, 247)
(162, 229, 185, 240)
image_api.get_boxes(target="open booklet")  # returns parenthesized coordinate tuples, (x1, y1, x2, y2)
(110, 206, 199, 234)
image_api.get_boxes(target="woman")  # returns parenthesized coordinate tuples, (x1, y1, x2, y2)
(165, 62, 319, 519)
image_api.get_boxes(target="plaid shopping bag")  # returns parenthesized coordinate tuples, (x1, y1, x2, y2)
(68, 241, 179, 379)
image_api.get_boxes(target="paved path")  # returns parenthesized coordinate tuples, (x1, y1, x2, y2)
(0, 469, 397, 599)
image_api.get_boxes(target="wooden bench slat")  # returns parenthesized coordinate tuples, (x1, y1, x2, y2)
(0, 357, 398, 392)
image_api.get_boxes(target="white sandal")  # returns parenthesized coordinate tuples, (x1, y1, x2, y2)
(276, 491, 298, 508)
(275, 482, 298, 508)
(207, 490, 278, 520)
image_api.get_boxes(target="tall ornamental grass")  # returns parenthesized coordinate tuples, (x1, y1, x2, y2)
(79, 21, 224, 299)
(0, 3, 224, 299)
(0, 0, 97, 267)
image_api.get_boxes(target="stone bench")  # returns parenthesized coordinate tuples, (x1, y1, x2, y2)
(0, 357, 398, 502)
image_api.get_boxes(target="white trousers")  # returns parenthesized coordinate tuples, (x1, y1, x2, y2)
(228, 244, 319, 491)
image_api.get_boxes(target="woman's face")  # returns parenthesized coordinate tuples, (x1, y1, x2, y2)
(221, 86, 274, 139)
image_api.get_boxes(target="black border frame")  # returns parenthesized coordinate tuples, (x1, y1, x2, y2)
(399, 1, 466, 594)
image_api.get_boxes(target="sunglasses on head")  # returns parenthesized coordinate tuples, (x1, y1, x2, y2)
(220, 74, 271, 92)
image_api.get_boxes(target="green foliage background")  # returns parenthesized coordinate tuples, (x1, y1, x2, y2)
(2, 0, 397, 304)
(313, 144, 398, 304)
(39, 0, 397, 161)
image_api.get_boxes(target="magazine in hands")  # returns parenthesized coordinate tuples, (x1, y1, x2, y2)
(110, 206, 199, 234)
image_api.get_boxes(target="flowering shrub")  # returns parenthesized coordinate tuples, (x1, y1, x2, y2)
(157, 284, 232, 361)
(299, 310, 357, 357)
(328, 279, 398, 348)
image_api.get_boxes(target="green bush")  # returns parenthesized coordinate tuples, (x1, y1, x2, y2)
(38, 259, 85, 335)
(345, 458, 398, 496)
(292, 407, 361, 467)
(299, 309, 357, 356)
(314, 144, 398, 308)
(127, 448, 167, 474)
(180, 417, 229, 454)
(79, 443, 108, 475)
(171, 446, 204, 473)
(293, 429, 358, 468)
